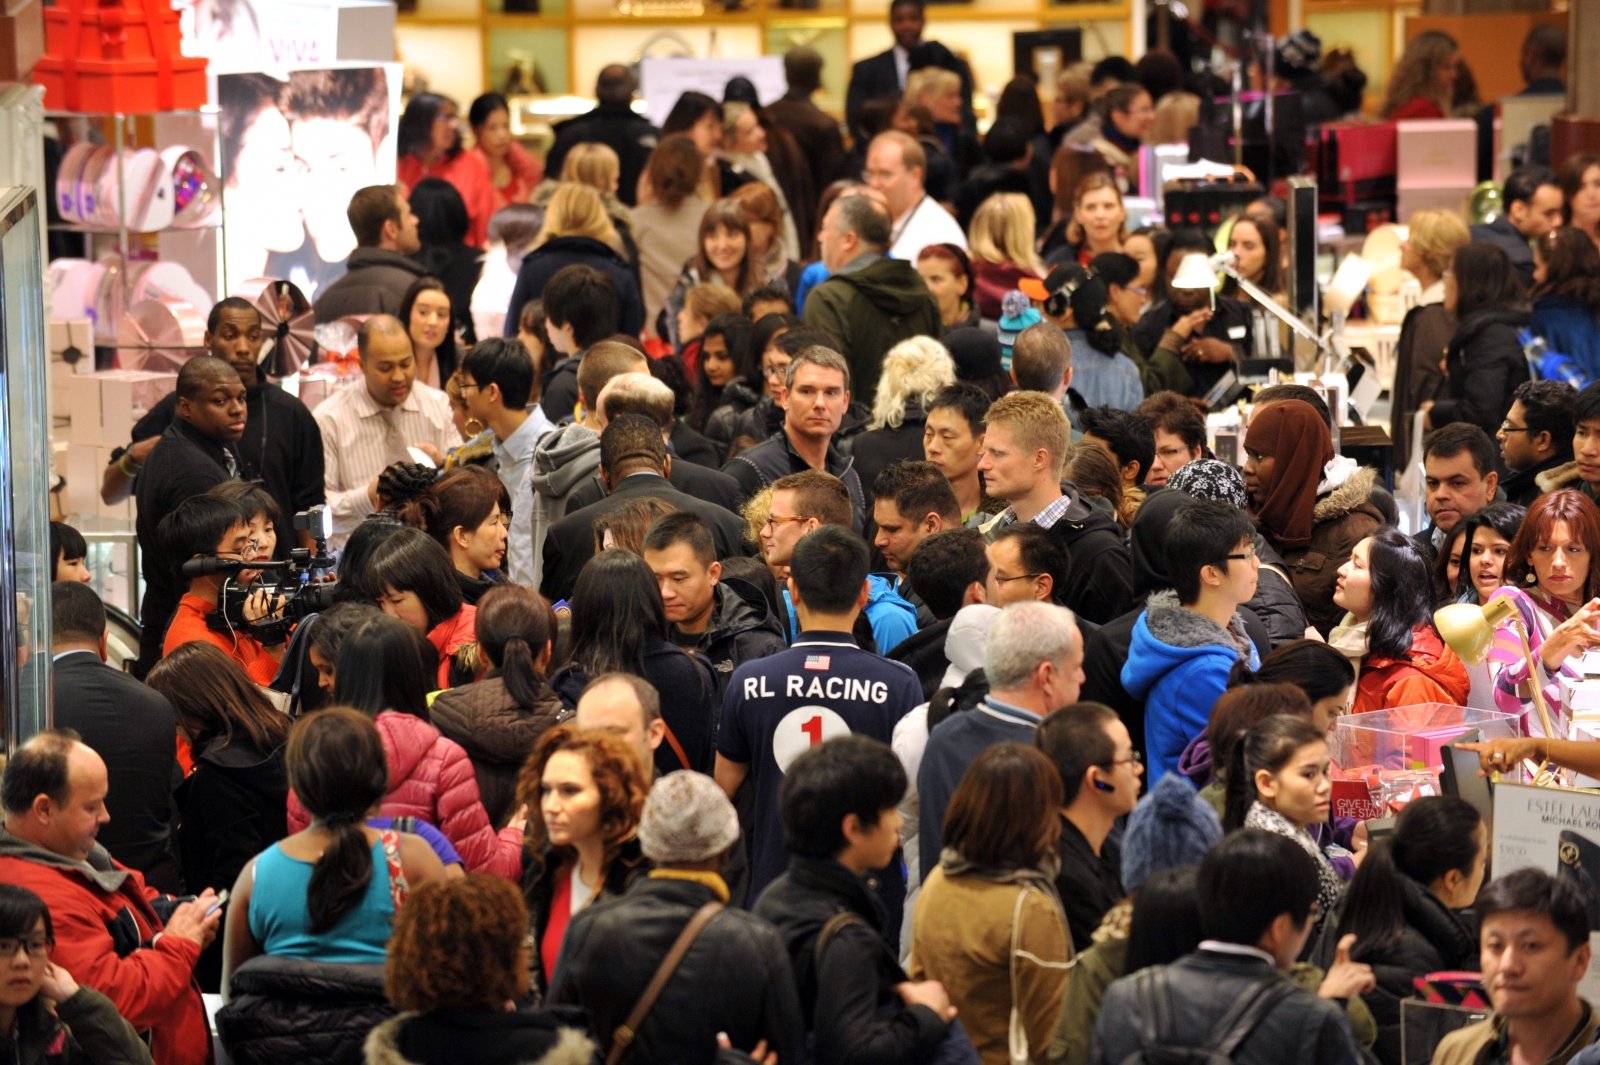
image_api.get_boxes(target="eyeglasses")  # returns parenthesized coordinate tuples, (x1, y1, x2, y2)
(1100, 751, 1143, 768)
(762, 515, 809, 532)
(1226, 546, 1258, 561)
(763, 363, 789, 381)
(0, 936, 51, 959)
(457, 380, 481, 394)
(993, 572, 1044, 584)
(1499, 421, 1532, 434)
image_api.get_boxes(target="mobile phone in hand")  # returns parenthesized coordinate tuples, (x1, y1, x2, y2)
(206, 889, 230, 917)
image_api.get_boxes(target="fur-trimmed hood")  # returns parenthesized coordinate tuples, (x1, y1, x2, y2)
(364, 1012, 595, 1065)
(1312, 465, 1379, 525)
(1537, 460, 1587, 495)
(1139, 590, 1254, 655)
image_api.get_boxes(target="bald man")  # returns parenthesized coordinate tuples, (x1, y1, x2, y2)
(576, 672, 666, 777)
(132, 355, 251, 677)
(312, 314, 461, 543)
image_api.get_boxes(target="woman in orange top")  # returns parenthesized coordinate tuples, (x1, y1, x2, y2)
(358, 526, 478, 690)
(1330, 528, 1470, 713)
(397, 92, 496, 249)
(468, 92, 542, 213)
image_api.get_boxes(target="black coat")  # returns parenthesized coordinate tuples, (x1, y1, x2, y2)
(953, 164, 1032, 232)
(175, 739, 287, 993)
(539, 471, 753, 603)
(505, 236, 645, 342)
(1089, 949, 1362, 1065)
(885, 617, 951, 702)
(411, 240, 483, 348)
(544, 102, 659, 208)
(1130, 297, 1255, 399)
(215, 956, 393, 1065)
(552, 637, 719, 776)
(1040, 491, 1137, 626)
(671, 419, 722, 469)
(754, 855, 948, 1065)
(692, 578, 789, 706)
(312, 247, 428, 323)
(522, 837, 651, 999)
(538, 355, 580, 423)
(1429, 306, 1533, 449)
(51, 651, 181, 893)
(549, 876, 805, 1065)
(723, 431, 866, 533)
(563, 453, 746, 516)
(849, 404, 929, 507)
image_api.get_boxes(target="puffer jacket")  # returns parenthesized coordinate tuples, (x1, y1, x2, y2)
(1350, 622, 1471, 714)
(8, 987, 153, 1065)
(695, 578, 788, 704)
(216, 956, 392, 1065)
(1275, 466, 1386, 638)
(704, 377, 762, 456)
(1088, 949, 1362, 1065)
(430, 676, 563, 828)
(287, 711, 522, 879)
(1428, 305, 1533, 448)
(425, 608, 476, 691)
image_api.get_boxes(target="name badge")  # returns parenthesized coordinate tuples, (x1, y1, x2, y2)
(1227, 325, 1247, 340)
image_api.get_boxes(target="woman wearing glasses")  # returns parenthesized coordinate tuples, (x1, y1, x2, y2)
(0, 885, 153, 1065)
(1329, 528, 1470, 714)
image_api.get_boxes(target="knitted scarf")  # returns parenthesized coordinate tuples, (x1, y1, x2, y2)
(1244, 801, 1344, 925)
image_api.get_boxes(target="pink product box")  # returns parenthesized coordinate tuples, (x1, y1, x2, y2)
(1396, 119, 1478, 189)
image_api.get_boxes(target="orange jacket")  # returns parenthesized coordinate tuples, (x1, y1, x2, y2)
(162, 593, 281, 686)
(1351, 623, 1471, 714)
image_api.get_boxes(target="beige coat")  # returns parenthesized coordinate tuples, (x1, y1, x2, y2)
(1430, 1002, 1598, 1065)
(910, 867, 1072, 1065)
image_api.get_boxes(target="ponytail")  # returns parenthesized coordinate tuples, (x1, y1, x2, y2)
(498, 634, 544, 712)
(1223, 714, 1324, 831)
(286, 708, 389, 935)
(307, 811, 376, 934)
(1226, 660, 1259, 688)
(1221, 730, 1253, 831)
(474, 584, 557, 714)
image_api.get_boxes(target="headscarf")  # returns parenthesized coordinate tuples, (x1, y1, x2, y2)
(1244, 399, 1334, 549)
(1167, 458, 1248, 510)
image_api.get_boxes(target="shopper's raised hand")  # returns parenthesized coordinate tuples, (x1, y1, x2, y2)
(716, 1034, 778, 1065)
(39, 961, 78, 1003)
(1318, 934, 1375, 999)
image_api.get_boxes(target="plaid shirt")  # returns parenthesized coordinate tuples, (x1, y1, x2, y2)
(996, 492, 1074, 531)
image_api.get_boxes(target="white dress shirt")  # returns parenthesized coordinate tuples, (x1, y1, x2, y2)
(889, 195, 969, 265)
(493, 406, 555, 585)
(313, 380, 462, 540)
(893, 45, 910, 90)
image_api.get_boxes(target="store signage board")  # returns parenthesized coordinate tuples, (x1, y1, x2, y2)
(179, 0, 394, 77)
(640, 57, 785, 128)
(1492, 782, 1600, 999)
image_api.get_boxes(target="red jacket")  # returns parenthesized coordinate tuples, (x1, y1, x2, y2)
(0, 834, 209, 1065)
(427, 606, 476, 690)
(398, 151, 495, 249)
(1352, 623, 1472, 714)
(287, 710, 521, 878)
(163, 593, 281, 686)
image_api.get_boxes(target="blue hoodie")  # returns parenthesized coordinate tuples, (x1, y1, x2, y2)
(784, 574, 918, 654)
(1529, 295, 1600, 384)
(1120, 591, 1258, 785)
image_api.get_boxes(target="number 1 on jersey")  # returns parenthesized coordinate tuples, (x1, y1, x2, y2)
(801, 716, 823, 746)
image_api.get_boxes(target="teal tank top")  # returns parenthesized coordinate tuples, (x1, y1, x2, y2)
(248, 837, 396, 963)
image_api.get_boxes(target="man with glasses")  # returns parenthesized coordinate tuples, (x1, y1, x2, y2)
(1036, 703, 1143, 953)
(865, 130, 967, 265)
(1135, 391, 1209, 487)
(985, 524, 1070, 608)
(1122, 500, 1261, 785)
(1497, 379, 1576, 506)
(1415, 422, 1502, 565)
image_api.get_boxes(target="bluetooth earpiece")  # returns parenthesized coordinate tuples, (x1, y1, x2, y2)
(1093, 779, 1115, 793)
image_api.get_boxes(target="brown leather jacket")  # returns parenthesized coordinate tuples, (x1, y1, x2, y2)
(1273, 467, 1385, 638)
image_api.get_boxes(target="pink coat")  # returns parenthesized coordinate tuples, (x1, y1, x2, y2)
(288, 710, 522, 879)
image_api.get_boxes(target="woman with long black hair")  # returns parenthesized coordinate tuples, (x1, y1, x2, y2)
(400, 466, 510, 605)
(1425, 242, 1531, 442)
(705, 311, 796, 454)
(397, 275, 461, 391)
(550, 549, 718, 776)
(396, 92, 494, 249)
(406, 181, 480, 348)
(687, 312, 752, 436)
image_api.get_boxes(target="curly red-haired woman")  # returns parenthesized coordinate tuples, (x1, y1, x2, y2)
(516, 724, 651, 999)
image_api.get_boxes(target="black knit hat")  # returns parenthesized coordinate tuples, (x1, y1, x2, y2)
(942, 327, 1004, 381)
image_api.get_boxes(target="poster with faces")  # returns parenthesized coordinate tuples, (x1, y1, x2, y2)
(218, 64, 401, 299)
(1493, 782, 1600, 1000)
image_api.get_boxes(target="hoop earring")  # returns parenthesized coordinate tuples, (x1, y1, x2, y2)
(464, 417, 485, 436)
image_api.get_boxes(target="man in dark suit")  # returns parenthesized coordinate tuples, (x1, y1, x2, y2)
(845, 0, 975, 133)
(767, 47, 846, 205)
(541, 415, 752, 602)
(49, 580, 182, 893)
(544, 65, 659, 208)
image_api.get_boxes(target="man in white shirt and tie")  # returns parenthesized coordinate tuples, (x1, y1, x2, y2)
(866, 131, 968, 264)
(313, 315, 461, 544)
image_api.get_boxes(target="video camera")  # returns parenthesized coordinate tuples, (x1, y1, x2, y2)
(184, 505, 339, 645)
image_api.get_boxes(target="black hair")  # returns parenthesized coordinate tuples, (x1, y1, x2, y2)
(1363, 527, 1439, 660)
(159, 495, 250, 577)
(690, 312, 754, 432)
(542, 265, 620, 349)
(1163, 499, 1254, 605)
(1198, 828, 1320, 945)
(1451, 242, 1526, 321)
(1424, 421, 1498, 479)
(719, 555, 784, 626)
(333, 613, 436, 718)
(1079, 407, 1156, 486)
(991, 524, 1071, 603)
(398, 275, 461, 384)
(335, 519, 407, 603)
(1513, 379, 1577, 454)
(467, 91, 508, 130)
(1503, 165, 1558, 208)
(1034, 702, 1118, 806)
(0, 884, 53, 945)
(1335, 795, 1482, 958)
(747, 312, 801, 374)
(906, 528, 988, 621)
(1577, 381, 1600, 431)
(791, 525, 871, 615)
(1223, 715, 1327, 831)
(175, 354, 239, 401)
(208, 480, 283, 536)
(775, 327, 837, 358)
(741, 285, 793, 319)
(1089, 251, 1139, 288)
(872, 460, 960, 525)
(1477, 867, 1590, 954)
(982, 116, 1031, 165)
(0, 730, 80, 815)
(287, 708, 390, 933)
(778, 735, 906, 858)
(474, 584, 557, 715)
(1231, 638, 1355, 704)
(1123, 866, 1204, 974)
(1452, 501, 1529, 605)
(361, 527, 463, 631)
(1164, 227, 1215, 269)
(409, 177, 470, 248)
(660, 91, 722, 136)
(206, 296, 258, 334)
(461, 336, 535, 411)
(397, 92, 461, 163)
(49, 521, 86, 574)
(926, 383, 991, 436)
(643, 510, 716, 567)
(1134, 391, 1208, 453)
(568, 549, 669, 680)
(1254, 383, 1334, 431)
(52, 580, 106, 644)
(600, 413, 668, 474)
(308, 601, 383, 666)
(1090, 56, 1137, 86)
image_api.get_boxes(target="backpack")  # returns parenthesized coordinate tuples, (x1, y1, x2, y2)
(1117, 966, 1297, 1065)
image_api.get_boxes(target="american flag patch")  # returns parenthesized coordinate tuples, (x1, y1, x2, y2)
(804, 654, 831, 671)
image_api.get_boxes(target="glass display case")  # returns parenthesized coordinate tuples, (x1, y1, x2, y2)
(0, 187, 53, 751)
(1330, 703, 1520, 772)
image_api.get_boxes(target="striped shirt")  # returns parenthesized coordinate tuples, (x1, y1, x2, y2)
(313, 379, 462, 539)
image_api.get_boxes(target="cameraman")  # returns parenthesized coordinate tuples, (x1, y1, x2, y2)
(158, 495, 286, 684)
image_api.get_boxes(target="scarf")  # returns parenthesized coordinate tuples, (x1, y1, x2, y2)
(1327, 613, 1370, 699)
(649, 869, 730, 902)
(1244, 801, 1344, 923)
(1099, 119, 1141, 154)
(1245, 400, 1334, 549)
(939, 846, 1066, 921)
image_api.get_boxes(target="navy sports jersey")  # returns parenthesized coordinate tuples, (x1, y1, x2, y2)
(718, 630, 922, 903)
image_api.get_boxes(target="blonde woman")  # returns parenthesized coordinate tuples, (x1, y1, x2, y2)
(850, 335, 957, 496)
(527, 143, 637, 267)
(1149, 91, 1201, 146)
(907, 66, 983, 181)
(1381, 31, 1459, 120)
(722, 102, 800, 263)
(505, 182, 645, 338)
(1390, 208, 1472, 471)
(969, 193, 1044, 319)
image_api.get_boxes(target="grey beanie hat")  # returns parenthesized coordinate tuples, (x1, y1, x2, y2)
(638, 770, 741, 864)
(1120, 772, 1224, 891)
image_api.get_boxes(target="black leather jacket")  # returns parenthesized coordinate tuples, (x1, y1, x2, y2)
(548, 875, 806, 1065)
(215, 956, 393, 1065)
